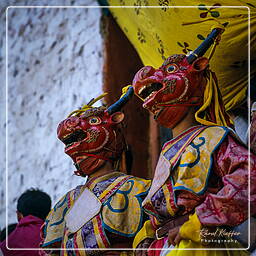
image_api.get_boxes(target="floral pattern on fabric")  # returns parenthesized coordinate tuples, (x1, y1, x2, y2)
(151, 187, 168, 221)
(81, 220, 98, 248)
(92, 176, 120, 197)
(107, 0, 256, 111)
(196, 135, 255, 227)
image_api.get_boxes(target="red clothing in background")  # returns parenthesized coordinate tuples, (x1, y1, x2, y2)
(0, 215, 43, 256)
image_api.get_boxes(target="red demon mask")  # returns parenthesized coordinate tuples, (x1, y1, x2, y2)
(57, 88, 134, 177)
(132, 28, 227, 128)
(57, 106, 125, 176)
(133, 55, 209, 128)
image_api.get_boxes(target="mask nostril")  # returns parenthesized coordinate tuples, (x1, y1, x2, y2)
(154, 70, 164, 78)
(66, 117, 80, 129)
(140, 66, 155, 79)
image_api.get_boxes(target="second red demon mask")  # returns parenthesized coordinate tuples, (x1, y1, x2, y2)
(133, 54, 209, 128)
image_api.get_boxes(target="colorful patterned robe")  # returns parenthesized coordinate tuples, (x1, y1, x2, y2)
(41, 172, 151, 255)
(139, 125, 256, 255)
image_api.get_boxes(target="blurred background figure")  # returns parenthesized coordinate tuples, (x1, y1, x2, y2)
(0, 189, 51, 256)
(0, 224, 17, 242)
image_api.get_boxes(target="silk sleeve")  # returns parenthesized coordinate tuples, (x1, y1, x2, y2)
(196, 135, 256, 226)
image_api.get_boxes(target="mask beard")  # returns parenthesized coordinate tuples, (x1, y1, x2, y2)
(75, 156, 106, 176)
(155, 105, 190, 129)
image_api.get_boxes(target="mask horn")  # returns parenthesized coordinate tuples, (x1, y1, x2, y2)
(187, 27, 224, 64)
(107, 86, 134, 114)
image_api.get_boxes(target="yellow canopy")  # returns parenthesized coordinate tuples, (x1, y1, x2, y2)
(108, 0, 256, 111)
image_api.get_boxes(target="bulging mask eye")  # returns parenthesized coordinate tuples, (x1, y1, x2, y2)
(89, 116, 101, 125)
(166, 64, 178, 73)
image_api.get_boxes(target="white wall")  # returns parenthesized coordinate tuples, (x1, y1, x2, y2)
(0, 0, 103, 228)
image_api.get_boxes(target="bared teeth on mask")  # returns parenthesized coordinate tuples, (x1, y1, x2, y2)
(138, 86, 147, 96)
(138, 83, 163, 100)
(145, 91, 156, 101)
(62, 130, 87, 147)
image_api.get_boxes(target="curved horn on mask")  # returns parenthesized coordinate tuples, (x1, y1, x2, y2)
(187, 27, 224, 64)
(107, 86, 134, 114)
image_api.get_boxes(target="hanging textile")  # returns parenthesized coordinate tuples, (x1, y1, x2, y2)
(107, 0, 256, 111)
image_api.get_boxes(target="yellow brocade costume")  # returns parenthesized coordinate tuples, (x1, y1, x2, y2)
(133, 126, 250, 256)
(41, 172, 151, 255)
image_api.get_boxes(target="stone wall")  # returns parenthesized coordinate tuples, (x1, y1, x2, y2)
(0, 0, 103, 228)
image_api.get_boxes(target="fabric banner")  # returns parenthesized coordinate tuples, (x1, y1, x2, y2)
(107, 0, 256, 111)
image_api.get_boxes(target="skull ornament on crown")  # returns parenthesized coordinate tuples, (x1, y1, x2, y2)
(133, 28, 225, 129)
(57, 90, 134, 177)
